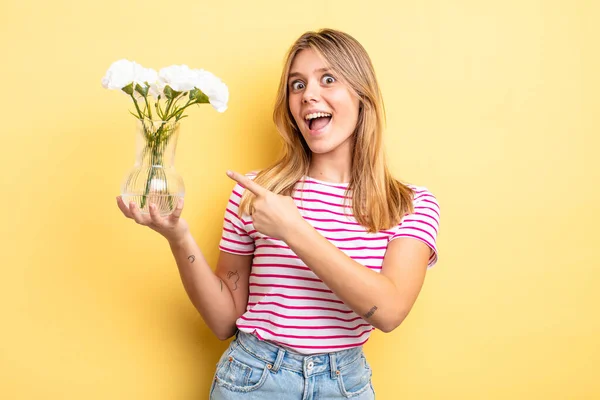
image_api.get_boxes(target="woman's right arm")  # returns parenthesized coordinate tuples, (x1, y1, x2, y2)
(169, 234, 251, 340)
(117, 196, 251, 340)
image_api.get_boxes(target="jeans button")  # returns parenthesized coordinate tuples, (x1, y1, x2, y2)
(307, 361, 314, 370)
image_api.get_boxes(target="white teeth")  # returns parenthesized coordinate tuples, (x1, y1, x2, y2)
(304, 112, 332, 121)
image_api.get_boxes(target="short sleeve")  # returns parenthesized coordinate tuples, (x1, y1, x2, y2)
(218, 182, 255, 255)
(389, 187, 440, 269)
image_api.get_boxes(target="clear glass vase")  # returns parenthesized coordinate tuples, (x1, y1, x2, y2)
(120, 119, 185, 216)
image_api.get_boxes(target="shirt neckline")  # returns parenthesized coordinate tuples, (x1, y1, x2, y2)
(302, 175, 350, 187)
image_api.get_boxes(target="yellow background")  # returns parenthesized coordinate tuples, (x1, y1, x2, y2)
(1, 0, 598, 398)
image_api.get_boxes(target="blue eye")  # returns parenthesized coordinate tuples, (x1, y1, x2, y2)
(322, 74, 335, 84)
(291, 81, 305, 91)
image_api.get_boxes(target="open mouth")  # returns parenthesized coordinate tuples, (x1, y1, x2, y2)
(304, 113, 332, 133)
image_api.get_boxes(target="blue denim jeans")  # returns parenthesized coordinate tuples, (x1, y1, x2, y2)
(209, 331, 375, 399)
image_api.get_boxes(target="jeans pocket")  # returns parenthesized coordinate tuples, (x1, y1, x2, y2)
(337, 355, 373, 398)
(214, 345, 270, 393)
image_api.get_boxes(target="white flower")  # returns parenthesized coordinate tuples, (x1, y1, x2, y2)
(103, 59, 229, 121)
(194, 69, 229, 112)
(148, 81, 165, 99)
(101, 59, 157, 94)
(158, 65, 198, 92)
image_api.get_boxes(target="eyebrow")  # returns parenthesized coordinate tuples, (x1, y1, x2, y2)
(288, 67, 331, 81)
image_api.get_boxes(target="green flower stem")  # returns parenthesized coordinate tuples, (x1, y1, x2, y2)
(166, 98, 198, 121)
(139, 123, 175, 211)
(163, 92, 189, 120)
(164, 97, 174, 119)
(130, 90, 190, 212)
(130, 95, 145, 119)
(140, 127, 161, 210)
(155, 100, 164, 120)
(144, 95, 153, 120)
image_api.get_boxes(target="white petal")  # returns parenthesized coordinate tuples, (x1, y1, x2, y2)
(193, 69, 229, 111)
(158, 65, 196, 92)
(148, 82, 164, 98)
(102, 59, 137, 90)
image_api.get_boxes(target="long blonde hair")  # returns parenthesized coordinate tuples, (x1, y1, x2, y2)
(239, 28, 414, 232)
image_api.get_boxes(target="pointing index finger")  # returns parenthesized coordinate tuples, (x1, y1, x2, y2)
(226, 171, 267, 196)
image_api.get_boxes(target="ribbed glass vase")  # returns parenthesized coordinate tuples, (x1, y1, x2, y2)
(120, 119, 185, 216)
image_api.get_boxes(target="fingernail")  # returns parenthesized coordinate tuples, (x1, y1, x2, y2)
(226, 170, 232, 177)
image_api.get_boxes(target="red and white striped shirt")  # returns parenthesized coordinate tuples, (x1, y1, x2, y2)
(219, 174, 440, 354)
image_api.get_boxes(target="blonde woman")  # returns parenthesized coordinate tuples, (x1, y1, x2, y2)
(117, 28, 440, 399)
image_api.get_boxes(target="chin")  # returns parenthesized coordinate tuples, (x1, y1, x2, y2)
(304, 134, 353, 156)
(308, 148, 328, 155)
(305, 140, 336, 155)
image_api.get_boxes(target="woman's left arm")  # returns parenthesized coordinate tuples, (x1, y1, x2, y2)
(226, 171, 432, 333)
(285, 221, 431, 332)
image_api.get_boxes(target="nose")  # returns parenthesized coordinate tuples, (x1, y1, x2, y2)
(302, 80, 320, 104)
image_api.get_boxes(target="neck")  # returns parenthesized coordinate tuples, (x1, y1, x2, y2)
(308, 142, 353, 184)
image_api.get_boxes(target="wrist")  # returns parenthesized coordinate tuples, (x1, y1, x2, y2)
(283, 217, 312, 247)
(168, 230, 191, 249)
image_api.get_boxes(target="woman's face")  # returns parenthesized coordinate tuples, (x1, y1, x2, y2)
(287, 48, 360, 156)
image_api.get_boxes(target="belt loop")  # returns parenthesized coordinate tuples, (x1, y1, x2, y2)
(270, 347, 285, 373)
(329, 352, 338, 379)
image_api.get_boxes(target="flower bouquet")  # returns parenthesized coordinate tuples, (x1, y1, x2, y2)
(102, 59, 228, 216)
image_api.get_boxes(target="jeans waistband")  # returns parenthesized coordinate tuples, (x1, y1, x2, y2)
(234, 330, 365, 378)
